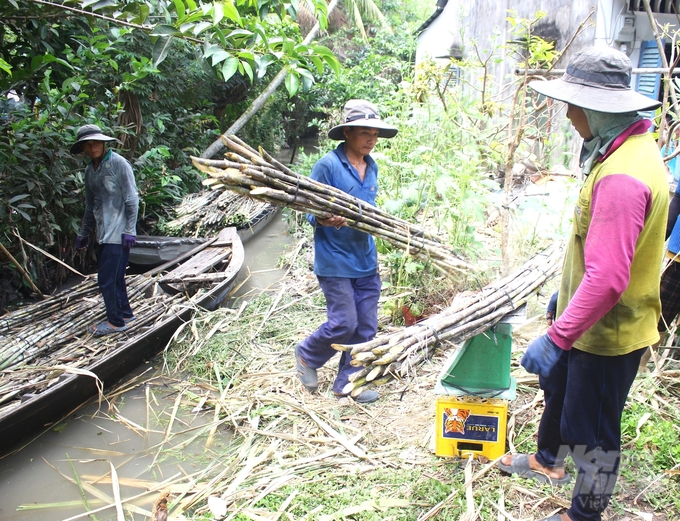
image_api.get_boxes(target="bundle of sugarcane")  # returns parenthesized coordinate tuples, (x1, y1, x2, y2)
(165, 189, 272, 237)
(191, 135, 471, 277)
(332, 245, 563, 398)
(0, 275, 194, 413)
(0, 274, 186, 373)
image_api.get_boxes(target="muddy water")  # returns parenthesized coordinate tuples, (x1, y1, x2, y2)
(0, 214, 296, 521)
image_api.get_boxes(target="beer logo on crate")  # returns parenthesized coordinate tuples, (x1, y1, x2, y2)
(443, 408, 470, 434)
(441, 407, 500, 442)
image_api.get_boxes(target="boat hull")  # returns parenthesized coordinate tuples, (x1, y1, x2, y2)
(0, 227, 244, 454)
(130, 205, 279, 266)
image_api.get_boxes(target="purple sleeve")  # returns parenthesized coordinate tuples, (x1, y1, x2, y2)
(548, 174, 652, 349)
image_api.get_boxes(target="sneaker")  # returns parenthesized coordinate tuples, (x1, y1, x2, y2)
(294, 344, 318, 392)
(335, 389, 379, 404)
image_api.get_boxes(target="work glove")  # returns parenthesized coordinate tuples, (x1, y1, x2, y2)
(546, 291, 558, 325)
(121, 234, 136, 249)
(521, 333, 564, 378)
(74, 235, 89, 250)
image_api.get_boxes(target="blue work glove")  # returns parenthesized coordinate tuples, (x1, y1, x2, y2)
(74, 235, 89, 250)
(121, 234, 136, 249)
(546, 291, 559, 324)
(521, 334, 564, 378)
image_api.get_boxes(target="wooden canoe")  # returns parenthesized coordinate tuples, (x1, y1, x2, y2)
(0, 227, 244, 454)
(129, 204, 279, 266)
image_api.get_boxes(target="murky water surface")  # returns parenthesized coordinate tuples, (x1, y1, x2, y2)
(0, 215, 296, 520)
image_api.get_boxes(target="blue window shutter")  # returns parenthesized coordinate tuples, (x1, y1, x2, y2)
(636, 40, 662, 120)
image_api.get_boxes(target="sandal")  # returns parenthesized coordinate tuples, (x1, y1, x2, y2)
(88, 321, 127, 337)
(497, 454, 571, 486)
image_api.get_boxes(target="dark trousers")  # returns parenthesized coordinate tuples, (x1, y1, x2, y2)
(659, 260, 680, 332)
(297, 273, 381, 395)
(97, 243, 133, 327)
(535, 346, 645, 521)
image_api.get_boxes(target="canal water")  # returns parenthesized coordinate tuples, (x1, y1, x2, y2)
(0, 214, 297, 521)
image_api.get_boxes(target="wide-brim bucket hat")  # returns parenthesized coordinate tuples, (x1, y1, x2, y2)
(70, 124, 119, 154)
(328, 99, 398, 140)
(528, 46, 661, 114)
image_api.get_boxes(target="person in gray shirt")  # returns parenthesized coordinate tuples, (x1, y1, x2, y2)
(72, 124, 139, 336)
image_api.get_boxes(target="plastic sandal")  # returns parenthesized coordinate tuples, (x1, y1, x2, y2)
(88, 321, 128, 337)
(497, 454, 571, 486)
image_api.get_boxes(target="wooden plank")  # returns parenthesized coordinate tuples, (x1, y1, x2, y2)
(144, 236, 218, 277)
(158, 271, 231, 284)
(159, 249, 232, 280)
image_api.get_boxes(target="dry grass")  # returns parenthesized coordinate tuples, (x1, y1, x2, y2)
(19, 239, 680, 521)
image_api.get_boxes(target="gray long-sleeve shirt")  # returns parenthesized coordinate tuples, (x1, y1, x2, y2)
(78, 150, 139, 244)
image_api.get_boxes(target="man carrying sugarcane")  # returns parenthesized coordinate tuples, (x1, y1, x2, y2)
(294, 99, 398, 403)
(72, 124, 139, 336)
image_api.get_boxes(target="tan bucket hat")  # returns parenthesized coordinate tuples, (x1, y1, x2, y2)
(70, 124, 118, 154)
(529, 46, 661, 114)
(327, 99, 398, 140)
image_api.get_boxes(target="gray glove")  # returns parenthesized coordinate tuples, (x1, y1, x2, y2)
(521, 333, 564, 378)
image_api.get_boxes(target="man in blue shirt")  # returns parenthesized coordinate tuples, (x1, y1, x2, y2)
(295, 100, 397, 403)
(72, 124, 139, 336)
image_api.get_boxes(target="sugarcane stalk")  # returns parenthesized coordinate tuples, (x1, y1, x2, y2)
(198, 152, 445, 246)
(337, 245, 563, 394)
(197, 149, 445, 245)
(197, 168, 468, 275)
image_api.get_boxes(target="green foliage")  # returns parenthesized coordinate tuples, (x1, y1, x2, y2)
(134, 146, 183, 209)
(506, 10, 558, 68)
(0, 0, 339, 97)
(0, 58, 11, 77)
(622, 401, 680, 470)
(2, 0, 333, 289)
(309, 24, 415, 113)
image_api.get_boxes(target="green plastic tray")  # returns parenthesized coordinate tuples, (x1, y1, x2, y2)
(440, 323, 512, 391)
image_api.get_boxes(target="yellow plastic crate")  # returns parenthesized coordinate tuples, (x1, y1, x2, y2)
(435, 395, 508, 460)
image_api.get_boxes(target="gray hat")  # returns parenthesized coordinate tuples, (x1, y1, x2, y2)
(327, 99, 398, 140)
(529, 46, 661, 114)
(70, 124, 118, 154)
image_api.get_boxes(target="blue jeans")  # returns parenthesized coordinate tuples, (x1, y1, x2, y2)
(297, 273, 381, 395)
(97, 243, 133, 327)
(536, 346, 645, 521)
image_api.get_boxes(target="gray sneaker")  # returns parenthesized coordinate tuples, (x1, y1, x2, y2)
(334, 389, 379, 404)
(295, 344, 318, 392)
(353, 389, 379, 403)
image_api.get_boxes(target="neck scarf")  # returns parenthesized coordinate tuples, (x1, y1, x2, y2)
(579, 110, 642, 175)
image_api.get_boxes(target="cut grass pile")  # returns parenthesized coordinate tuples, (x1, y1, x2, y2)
(16, 239, 680, 521)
